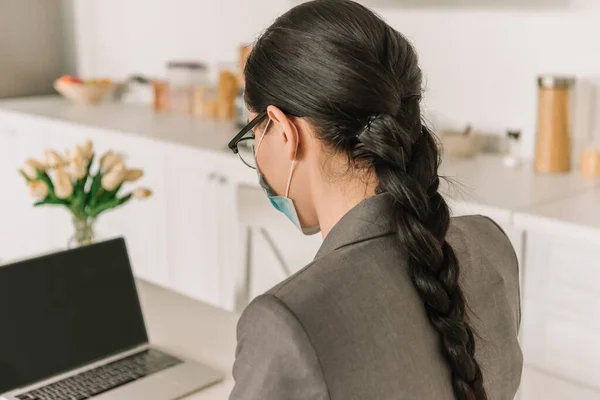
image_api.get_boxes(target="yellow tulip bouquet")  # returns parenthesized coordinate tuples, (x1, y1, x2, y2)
(18, 140, 152, 246)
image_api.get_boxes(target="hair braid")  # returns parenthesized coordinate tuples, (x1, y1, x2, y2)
(354, 111, 487, 400)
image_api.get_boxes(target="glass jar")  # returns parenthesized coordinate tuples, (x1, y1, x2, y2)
(68, 216, 95, 248)
(167, 61, 208, 114)
(579, 80, 600, 177)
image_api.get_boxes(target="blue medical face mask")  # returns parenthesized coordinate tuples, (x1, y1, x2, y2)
(254, 119, 320, 236)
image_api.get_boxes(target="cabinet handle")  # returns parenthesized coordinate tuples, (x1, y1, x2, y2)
(207, 172, 216, 181)
(219, 176, 228, 184)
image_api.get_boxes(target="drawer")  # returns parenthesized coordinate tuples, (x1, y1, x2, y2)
(521, 300, 600, 388)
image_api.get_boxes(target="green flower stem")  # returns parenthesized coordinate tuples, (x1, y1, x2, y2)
(88, 194, 132, 218)
(34, 198, 68, 207)
(87, 171, 103, 207)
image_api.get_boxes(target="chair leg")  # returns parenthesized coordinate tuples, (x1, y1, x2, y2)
(235, 227, 253, 312)
(259, 228, 292, 277)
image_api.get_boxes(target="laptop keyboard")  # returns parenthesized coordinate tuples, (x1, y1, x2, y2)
(16, 349, 182, 400)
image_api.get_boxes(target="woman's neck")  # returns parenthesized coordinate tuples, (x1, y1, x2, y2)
(314, 168, 379, 238)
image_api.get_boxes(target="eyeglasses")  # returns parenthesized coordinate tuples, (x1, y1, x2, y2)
(228, 111, 268, 169)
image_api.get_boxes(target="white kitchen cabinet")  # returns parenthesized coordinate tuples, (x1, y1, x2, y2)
(164, 144, 226, 307)
(521, 231, 600, 390)
(110, 134, 169, 287)
(520, 367, 600, 400)
(0, 112, 50, 262)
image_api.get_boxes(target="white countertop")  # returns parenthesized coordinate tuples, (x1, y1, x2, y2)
(137, 281, 237, 400)
(0, 96, 237, 153)
(440, 155, 598, 212)
(2, 96, 600, 236)
(514, 188, 600, 243)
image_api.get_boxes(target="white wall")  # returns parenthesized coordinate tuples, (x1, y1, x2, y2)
(72, 0, 600, 157)
(371, 1, 600, 157)
(72, 0, 290, 81)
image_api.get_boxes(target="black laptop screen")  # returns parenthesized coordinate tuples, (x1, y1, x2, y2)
(0, 238, 148, 393)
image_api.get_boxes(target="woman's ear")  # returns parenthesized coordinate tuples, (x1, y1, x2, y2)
(266, 105, 299, 161)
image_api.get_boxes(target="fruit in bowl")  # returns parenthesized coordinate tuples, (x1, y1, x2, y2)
(54, 75, 115, 105)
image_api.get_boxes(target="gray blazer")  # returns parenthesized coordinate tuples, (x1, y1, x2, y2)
(230, 194, 522, 400)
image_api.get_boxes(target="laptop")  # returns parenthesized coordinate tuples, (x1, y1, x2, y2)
(0, 238, 223, 400)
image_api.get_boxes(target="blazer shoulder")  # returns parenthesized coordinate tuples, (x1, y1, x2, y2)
(450, 215, 515, 254)
(232, 294, 330, 400)
(449, 214, 521, 328)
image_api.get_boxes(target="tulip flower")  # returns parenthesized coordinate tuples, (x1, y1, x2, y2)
(80, 140, 93, 160)
(45, 150, 66, 168)
(54, 168, 74, 199)
(101, 162, 126, 191)
(21, 140, 154, 223)
(70, 153, 88, 180)
(28, 181, 49, 200)
(22, 158, 46, 180)
(132, 188, 152, 199)
(100, 150, 122, 172)
(124, 169, 144, 182)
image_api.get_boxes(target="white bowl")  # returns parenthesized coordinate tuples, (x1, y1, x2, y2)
(54, 80, 115, 105)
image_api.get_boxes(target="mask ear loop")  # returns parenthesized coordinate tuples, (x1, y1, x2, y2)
(284, 122, 300, 198)
(254, 118, 272, 157)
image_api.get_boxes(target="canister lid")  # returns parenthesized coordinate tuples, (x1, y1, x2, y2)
(538, 75, 576, 89)
(167, 61, 207, 70)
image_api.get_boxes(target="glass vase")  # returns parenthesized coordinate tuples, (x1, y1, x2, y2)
(68, 216, 96, 248)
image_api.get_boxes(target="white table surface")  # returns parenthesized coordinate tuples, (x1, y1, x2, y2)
(137, 281, 238, 400)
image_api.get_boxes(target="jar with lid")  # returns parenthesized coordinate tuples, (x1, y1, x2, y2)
(535, 75, 576, 173)
(579, 79, 600, 177)
(167, 61, 208, 114)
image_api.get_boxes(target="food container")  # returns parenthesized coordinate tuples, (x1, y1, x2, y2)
(535, 75, 577, 173)
(152, 80, 169, 112)
(238, 44, 252, 85)
(167, 61, 207, 113)
(441, 126, 483, 158)
(217, 69, 239, 120)
(580, 149, 600, 177)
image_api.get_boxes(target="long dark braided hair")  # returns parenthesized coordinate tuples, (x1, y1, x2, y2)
(244, 1, 486, 399)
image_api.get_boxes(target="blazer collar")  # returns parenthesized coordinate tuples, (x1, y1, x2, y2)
(315, 193, 396, 260)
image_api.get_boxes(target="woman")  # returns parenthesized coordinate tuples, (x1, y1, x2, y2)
(227, 1, 522, 399)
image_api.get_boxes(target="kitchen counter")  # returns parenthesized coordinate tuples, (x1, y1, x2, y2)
(440, 156, 598, 213)
(514, 188, 600, 243)
(138, 281, 237, 400)
(1, 96, 597, 219)
(0, 96, 237, 153)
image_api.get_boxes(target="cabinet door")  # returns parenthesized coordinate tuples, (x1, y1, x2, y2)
(521, 232, 600, 388)
(520, 366, 600, 400)
(112, 134, 169, 287)
(0, 112, 50, 262)
(165, 144, 222, 307)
